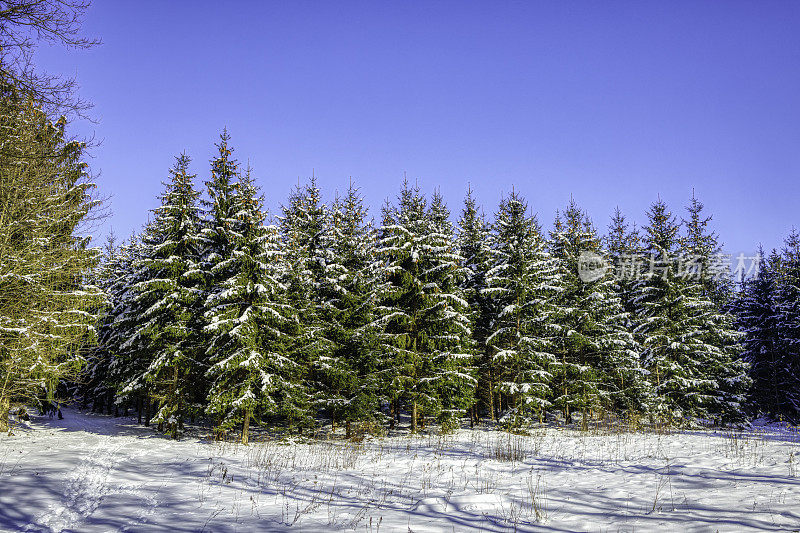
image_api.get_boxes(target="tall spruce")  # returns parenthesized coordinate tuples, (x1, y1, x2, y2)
(313, 182, 381, 436)
(772, 231, 800, 420)
(604, 207, 643, 316)
(456, 188, 494, 423)
(635, 199, 748, 424)
(123, 154, 203, 437)
(734, 247, 784, 418)
(204, 168, 298, 443)
(373, 181, 473, 432)
(484, 191, 561, 425)
(549, 201, 647, 427)
(278, 176, 330, 429)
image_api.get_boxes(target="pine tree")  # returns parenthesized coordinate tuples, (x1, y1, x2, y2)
(734, 247, 783, 418)
(122, 154, 203, 438)
(423, 190, 475, 429)
(74, 234, 113, 411)
(484, 191, 561, 425)
(76, 233, 127, 415)
(114, 234, 152, 419)
(373, 181, 473, 432)
(313, 182, 381, 436)
(278, 176, 330, 429)
(549, 200, 646, 427)
(604, 207, 643, 315)
(204, 167, 298, 444)
(772, 231, 800, 420)
(635, 199, 748, 424)
(679, 193, 750, 422)
(456, 188, 494, 424)
(199, 130, 246, 417)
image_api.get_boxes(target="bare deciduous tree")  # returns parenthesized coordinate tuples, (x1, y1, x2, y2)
(0, 0, 100, 118)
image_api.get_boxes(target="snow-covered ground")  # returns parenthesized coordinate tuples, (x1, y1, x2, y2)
(2, 409, 800, 532)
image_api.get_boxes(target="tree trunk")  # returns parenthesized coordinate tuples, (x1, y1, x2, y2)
(488, 382, 496, 422)
(0, 394, 9, 433)
(345, 420, 352, 439)
(144, 397, 150, 427)
(172, 366, 180, 438)
(242, 409, 251, 446)
(411, 401, 418, 433)
(137, 396, 142, 424)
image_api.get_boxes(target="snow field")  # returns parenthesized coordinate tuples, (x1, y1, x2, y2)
(2, 409, 800, 532)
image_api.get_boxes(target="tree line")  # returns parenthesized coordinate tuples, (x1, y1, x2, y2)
(69, 130, 798, 443)
(1, 1, 797, 441)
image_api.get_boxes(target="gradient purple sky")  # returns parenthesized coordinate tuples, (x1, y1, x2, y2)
(37, 1, 800, 254)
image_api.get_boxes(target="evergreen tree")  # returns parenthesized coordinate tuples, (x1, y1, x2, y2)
(456, 188, 494, 423)
(484, 191, 561, 425)
(204, 168, 298, 444)
(278, 176, 330, 429)
(373, 181, 473, 432)
(772, 231, 800, 420)
(549, 200, 647, 427)
(604, 207, 643, 315)
(76, 233, 125, 415)
(734, 247, 784, 418)
(199, 130, 245, 415)
(634, 199, 748, 424)
(313, 182, 381, 436)
(0, 86, 102, 431)
(122, 154, 203, 438)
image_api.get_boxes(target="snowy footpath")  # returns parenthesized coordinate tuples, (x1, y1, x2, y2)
(2, 409, 800, 532)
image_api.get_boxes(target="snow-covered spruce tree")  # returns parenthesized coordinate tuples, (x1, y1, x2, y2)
(122, 154, 203, 438)
(313, 182, 381, 436)
(733, 247, 785, 419)
(483, 191, 561, 426)
(456, 188, 495, 424)
(75, 234, 123, 414)
(373, 181, 473, 432)
(204, 168, 299, 444)
(101, 234, 151, 419)
(634, 199, 748, 425)
(199, 130, 250, 420)
(424, 190, 475, 429)
(679, 194, 750, 422)
(772, 231, 800, 421)
(548, 201, 647, 428)
(680, 193, 734, 307)
(603, 207, 644, 316)
(0, 86, 103, 432)
(114, 233, 165, 425)
(83, 233, 148, 420)
(277, 176, 329, 430)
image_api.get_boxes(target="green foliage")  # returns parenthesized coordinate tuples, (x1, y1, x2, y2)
(0, 85, 102, 430)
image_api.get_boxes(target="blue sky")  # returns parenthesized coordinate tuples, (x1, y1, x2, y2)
(37, 1, 800, 254)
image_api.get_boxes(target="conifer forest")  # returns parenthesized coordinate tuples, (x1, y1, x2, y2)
(54, 129, 796, 443)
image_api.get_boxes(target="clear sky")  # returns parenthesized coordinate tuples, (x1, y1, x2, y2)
(37, 1, 800, 255)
